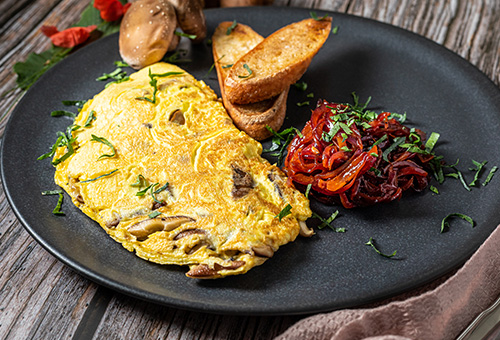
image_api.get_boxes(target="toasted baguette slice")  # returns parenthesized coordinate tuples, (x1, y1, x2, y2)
(224, 18, 332, 105)
(213, 21, 288, 140)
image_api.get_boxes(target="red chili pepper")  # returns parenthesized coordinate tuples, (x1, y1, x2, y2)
(94, 0, 130, 22)
(40, 25, 97, 48)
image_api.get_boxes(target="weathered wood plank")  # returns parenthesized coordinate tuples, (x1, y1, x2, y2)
(0, 0, 500, 339)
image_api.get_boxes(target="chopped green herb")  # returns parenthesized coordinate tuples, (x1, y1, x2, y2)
(276, 204, 292, 221)
(206, 54, 225, 77)
(382, 136, 405, 162)
(264, 126, 297, 166)
(312, 211, 340, 230)
(429, 185, 439, 194)
(468, 160, 487, 186)
(41, 189, 63, 195)
(151, 182, 169, 203)
(90, 134, 116, 160)
(365, 237, 397, 258)
(37, 135, 63, 161)
(80, 169, 119, 183)
(424, 132, 440, 153)
(114, 61, 129, 67)
(51, 110, 77, 118)
(52, 132, 75, 166)
(440, 213, 474, 233)
(130, 174, 149, 188)
(389, 112, 406, 123)
(449, 167, 471, 191)
(226, 20, 238, 35)
(136, 69, 183, 104)
(164, 49, 192, 63)
(305, 183, 312, 198)
(373, 134, 388, 146)
(83, 110, 96, 127)
(62, 100, 87, 108)
(238, 64, 253, 78)
(310, 11, 328, 21)
(332, 26, 339, 34)
(296, 101, 310, 107)
(483, 166, 498, 186)
(136, 184, 154, 196)
(148, 211, 162, 218)
(174, 31, 197, 40)
(96, 67, 126, 81)
(293, 81, 308, 91)
(222, 64, 233, 69)
(52, 193, 65, 216)
(306, 93, 314, 98)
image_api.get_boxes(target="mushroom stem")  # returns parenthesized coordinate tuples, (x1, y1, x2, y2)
(128, 215, 195, 240)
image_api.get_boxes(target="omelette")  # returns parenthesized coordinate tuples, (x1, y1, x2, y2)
(53, 62, 311, 278)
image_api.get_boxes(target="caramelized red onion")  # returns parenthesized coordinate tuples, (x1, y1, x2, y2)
(284, 100, 434, 208)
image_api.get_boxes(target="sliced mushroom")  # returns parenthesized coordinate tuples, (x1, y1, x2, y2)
(231, 165, 253, 198)
(68, 177, 84, 204)
(105, 213, 122, 229)
(268, 172, 284, 199)
(299, 220, 314, 237)
(152, 201, 166, 210)
(169, 109, 185, 125)
(169, 0, 206, 44)
(186, 260, 246, 279)
(185, 240, 210, 254)
(128, 215, 195, 240)
(119, 0, 177, 69)
(174, 228, 205, 240)
(252, 245, 274, 258)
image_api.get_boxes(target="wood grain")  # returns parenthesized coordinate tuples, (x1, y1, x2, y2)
(0, 0, 499, 339)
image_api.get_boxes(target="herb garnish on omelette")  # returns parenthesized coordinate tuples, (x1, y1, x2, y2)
(53, 62, 311, 279)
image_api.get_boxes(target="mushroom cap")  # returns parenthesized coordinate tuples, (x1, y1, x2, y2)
(119, 0, 177, 69)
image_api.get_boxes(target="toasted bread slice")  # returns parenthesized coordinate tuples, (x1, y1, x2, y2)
(224, 18, 332, 105)
(213, 21, 289, 140)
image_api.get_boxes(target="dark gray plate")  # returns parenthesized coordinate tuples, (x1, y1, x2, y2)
(2, 7, 500, 315)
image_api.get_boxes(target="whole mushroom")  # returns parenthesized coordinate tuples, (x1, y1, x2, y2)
(119, 0, 206, 69)
(119, 0, 177, 69)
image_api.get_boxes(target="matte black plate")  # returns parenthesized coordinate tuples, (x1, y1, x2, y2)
(2, 7, 500, 315)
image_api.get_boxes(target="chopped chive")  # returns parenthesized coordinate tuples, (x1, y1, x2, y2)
(206, 55, 225, 77)
(310, 11, 328, 21)
(83, 110, 96, 127)
(80, 169, 118, 183)
(440, 213, 474, 233)
(483, 166, 497, 186)
(114, 61, 129, 67)
(276, 204, 292, 221)
(136, 183, 154, 196)
(306, 93, 314, 98)
(312, 211, 339, 230)
(90, 134, 116, 160)
(52, 193, 65, 215)
(305, 183, 312, 198)
(382, 136, 405, 162)
(365, 237, 397, 258)
(151, 182, 169, 203)
(174, 31, 197, 40)
(41, 189, 63, 195)
(293, 81, 308, 91)
(450, 167, 471, 191)
(332, 26, 338, 34)
(469, 160, 487, 186)
(238, 63, 253, 78)
(62, 100, 87, 108)
(296, 101, 310, 107)
(130, 174, 149, 188)
(424, 132, 440, 153)
(226, 20, 238, 35)
(51, 110, 77, 118)
(148, 211, 162, 218)
(38, 135, 63, 161)
(222, 64, 233, 69)
(429, 185, 439, 194)
(373, 134, 388, 146)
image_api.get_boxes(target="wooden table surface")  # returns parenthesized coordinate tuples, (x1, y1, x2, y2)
(1, 0, 500, 339)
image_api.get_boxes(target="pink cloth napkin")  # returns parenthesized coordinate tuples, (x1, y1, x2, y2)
(277, 225, 500, 340)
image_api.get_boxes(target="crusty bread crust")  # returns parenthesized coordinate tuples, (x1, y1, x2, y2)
(224, 18, 331, 105)
(213, 21, 289, 140)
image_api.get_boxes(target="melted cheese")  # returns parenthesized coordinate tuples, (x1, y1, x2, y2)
(54, 62, 311, 278)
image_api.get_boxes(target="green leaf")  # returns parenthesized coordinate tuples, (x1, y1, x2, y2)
(365, 237, 397, 258)
(440, 213, 474, 233)
(275, 204, 292, 221)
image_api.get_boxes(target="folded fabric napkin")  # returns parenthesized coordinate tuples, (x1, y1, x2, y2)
(277, 225, 500, 340)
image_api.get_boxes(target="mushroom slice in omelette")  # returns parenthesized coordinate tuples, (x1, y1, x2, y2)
(53, 62, 311, 279)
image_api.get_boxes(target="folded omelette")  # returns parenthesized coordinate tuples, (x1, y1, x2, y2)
(53, 62, 311, 278)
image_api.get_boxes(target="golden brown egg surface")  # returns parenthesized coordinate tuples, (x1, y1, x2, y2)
(54, 62, 311, 278)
